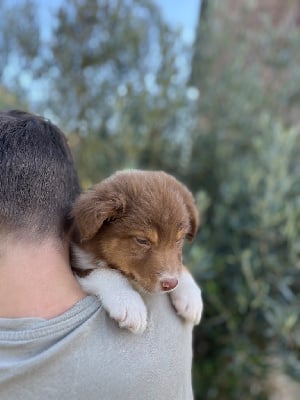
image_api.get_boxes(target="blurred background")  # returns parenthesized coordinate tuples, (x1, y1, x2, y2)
(1, 0, 300, 398)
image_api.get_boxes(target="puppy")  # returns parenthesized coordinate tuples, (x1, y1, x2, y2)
(71, 170, 203, 334)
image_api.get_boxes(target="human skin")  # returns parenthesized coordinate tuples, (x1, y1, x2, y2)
(0, 235, 86, 319)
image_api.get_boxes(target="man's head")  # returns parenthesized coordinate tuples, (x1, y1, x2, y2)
(0, 110, 80, 239)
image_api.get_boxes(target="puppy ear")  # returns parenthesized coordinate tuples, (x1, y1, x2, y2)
(72, 187, 126, 242)
(184, 195, 199, 241)
(168, 175, 199, 241)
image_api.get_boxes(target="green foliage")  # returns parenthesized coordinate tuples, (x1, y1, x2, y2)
(0, 0, 40, 93)
(188, 1, 300, 398)
(191, 117, 300, 399)
(3, 0, 192, 185)
(0, 86, 25, 110)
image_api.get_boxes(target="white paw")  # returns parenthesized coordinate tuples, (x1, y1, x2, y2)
(103, 290, 148, 334)
(170, 271, 203, 325)
(76, 267, 148, 334)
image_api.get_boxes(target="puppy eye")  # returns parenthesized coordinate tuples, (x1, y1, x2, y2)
(135, 237, 151, 247)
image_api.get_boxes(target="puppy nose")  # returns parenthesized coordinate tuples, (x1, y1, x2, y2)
(160, 278, 178, 291)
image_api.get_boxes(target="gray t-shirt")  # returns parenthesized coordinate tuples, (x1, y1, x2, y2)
(0, 294, 194, 400)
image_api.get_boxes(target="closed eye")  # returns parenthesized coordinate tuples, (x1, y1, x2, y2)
(134, 237, 151, 247)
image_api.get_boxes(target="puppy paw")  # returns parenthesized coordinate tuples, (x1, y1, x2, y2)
(104, 290, 148, 334)
(170, 271, 203, 325)
(77, 268, 147, 334)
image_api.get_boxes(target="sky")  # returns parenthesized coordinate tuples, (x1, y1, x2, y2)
(155, 0, 201, 43)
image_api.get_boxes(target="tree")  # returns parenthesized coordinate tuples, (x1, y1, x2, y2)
(188, 1, 300, 398)
(1, 0, 195, 186)
(0, 0, 40, 97)
(0, 86, 25, 110)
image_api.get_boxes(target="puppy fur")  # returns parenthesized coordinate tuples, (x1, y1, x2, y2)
(71, 170, 203, 333)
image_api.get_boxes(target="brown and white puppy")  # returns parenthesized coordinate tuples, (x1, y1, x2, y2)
(71, 170, 203, 334)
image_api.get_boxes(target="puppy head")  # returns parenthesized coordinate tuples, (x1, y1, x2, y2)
(73, 170, 199, 292)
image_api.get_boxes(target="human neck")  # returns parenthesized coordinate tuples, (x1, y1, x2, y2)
(0, 235, 86, 319)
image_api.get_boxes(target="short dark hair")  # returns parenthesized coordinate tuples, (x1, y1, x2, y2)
(0, 110, 80, 238)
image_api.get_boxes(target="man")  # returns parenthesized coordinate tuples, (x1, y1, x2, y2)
(0, 111, 196, 400)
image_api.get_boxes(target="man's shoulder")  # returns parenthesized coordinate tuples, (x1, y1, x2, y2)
(0, 294, 194, 400)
